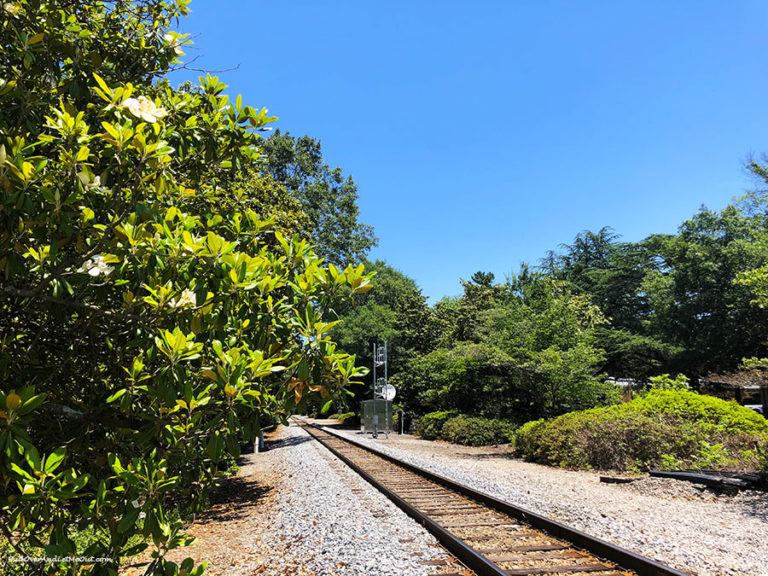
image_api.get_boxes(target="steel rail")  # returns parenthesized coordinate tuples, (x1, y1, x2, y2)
(301, 423, 506, 576)
(298, 419, 690, 576)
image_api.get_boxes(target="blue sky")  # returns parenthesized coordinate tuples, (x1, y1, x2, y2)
(170, 1, 768, 302)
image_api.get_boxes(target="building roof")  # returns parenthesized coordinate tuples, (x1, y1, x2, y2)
(700, 370, 768, 389)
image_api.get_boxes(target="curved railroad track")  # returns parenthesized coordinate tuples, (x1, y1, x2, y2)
(294, 418, 689, 576)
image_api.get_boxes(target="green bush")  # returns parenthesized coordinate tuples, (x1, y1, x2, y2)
(441, 416, 515, 446)
(332, 412, 359, 426)
(415, 411, 517, 445)
(417, 410, 459, 439)
(514, 389, 768, 472)
(648, 373, 690, 390)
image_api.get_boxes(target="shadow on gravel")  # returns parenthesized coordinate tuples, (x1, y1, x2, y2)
(264, 435, 313, 450)
(198, 476, 273, 524)
(738, 491, 768, 522)
(457, 451, 518, 461)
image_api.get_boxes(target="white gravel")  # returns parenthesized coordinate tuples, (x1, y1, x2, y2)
(330, 427, 768, 576)
(246, 423, 458, 576)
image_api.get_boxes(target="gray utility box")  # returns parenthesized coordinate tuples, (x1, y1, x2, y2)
(361, 400, 392, 435)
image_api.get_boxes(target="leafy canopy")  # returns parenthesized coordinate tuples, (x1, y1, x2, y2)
(261, 130, 377, 268)
(0, 1, 371, 574)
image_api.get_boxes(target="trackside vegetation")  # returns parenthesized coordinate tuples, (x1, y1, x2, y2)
(0, 1, 374, 574)
(331, 172, 768, 472)
(3, 3, 768, 575)
(415, 411, 516, 446)
(514, 390, 768, 472)
(416, 411, 459, 440)
(440, 416, 516, 447)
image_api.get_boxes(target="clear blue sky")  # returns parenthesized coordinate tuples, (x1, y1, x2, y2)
(169, 1, 768, 302)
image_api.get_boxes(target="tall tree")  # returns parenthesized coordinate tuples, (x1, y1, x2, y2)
(396, 277, 613, 420)
(642, 206, 768, 375)
(330, 261, 438, 402)
(547, 229, 679, 378)
(261, 130, 377, 267)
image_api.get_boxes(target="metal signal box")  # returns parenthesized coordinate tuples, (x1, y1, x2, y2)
(361, 399, 392, 437)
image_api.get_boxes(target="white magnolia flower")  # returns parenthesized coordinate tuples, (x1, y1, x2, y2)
(4, 3, 20, 17)
(169, 288, 196, 308)
(164, 32, 185, 56)
(77, 172, 102, 189)
(122, 96, 167, 123)
(80, 255, 114, 277)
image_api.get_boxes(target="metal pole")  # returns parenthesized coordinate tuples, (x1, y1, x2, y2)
(384, 340, 389, 437)
(372, 341, 377, 438)
(401, 410, 404, 435)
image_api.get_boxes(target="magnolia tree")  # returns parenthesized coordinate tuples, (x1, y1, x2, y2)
(0, 1, 370, 574)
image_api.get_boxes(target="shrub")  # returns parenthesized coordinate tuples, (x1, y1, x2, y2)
(417, 410, 459, 439)
(514, 389, 768, 471)
(441, 416, 515, 446)
(649, 373, 690, 390)
(415, 411, 517, 445)
(333, 412, 359, 426)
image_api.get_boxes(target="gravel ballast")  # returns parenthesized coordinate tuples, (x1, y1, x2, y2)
(246, 424, 457, 575)
(135, 423, 460, 576)
(330, 427, 768, 576)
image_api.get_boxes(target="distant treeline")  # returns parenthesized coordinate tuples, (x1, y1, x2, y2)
(331, 161, 768, 423)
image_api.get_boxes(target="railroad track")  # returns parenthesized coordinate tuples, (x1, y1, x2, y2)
(294, 418, 689, 576)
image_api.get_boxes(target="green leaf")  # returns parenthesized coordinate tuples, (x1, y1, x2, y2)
(93, 72, 111, 95)
(108, 453, 123, 473)
(70, 473, 90, 492)
(297, 359, 310, 381)
(211, 340, 226, 363)
(10, 462, 33, 480)
(101, 121, 120, 140)
(96, 480, 106, 506)
(225, 434, 240, 458)
(106, 389, 127, 403)
(24, 445, 41, 471)
(122, 542, 149, 557)
(44, 447, 66, 473)
(207, 431, 223, 460)
(117, 507, 140, 533)
(17, 393, 46, 415)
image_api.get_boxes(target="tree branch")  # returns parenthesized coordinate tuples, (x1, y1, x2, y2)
(0, 286, 150, 324)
